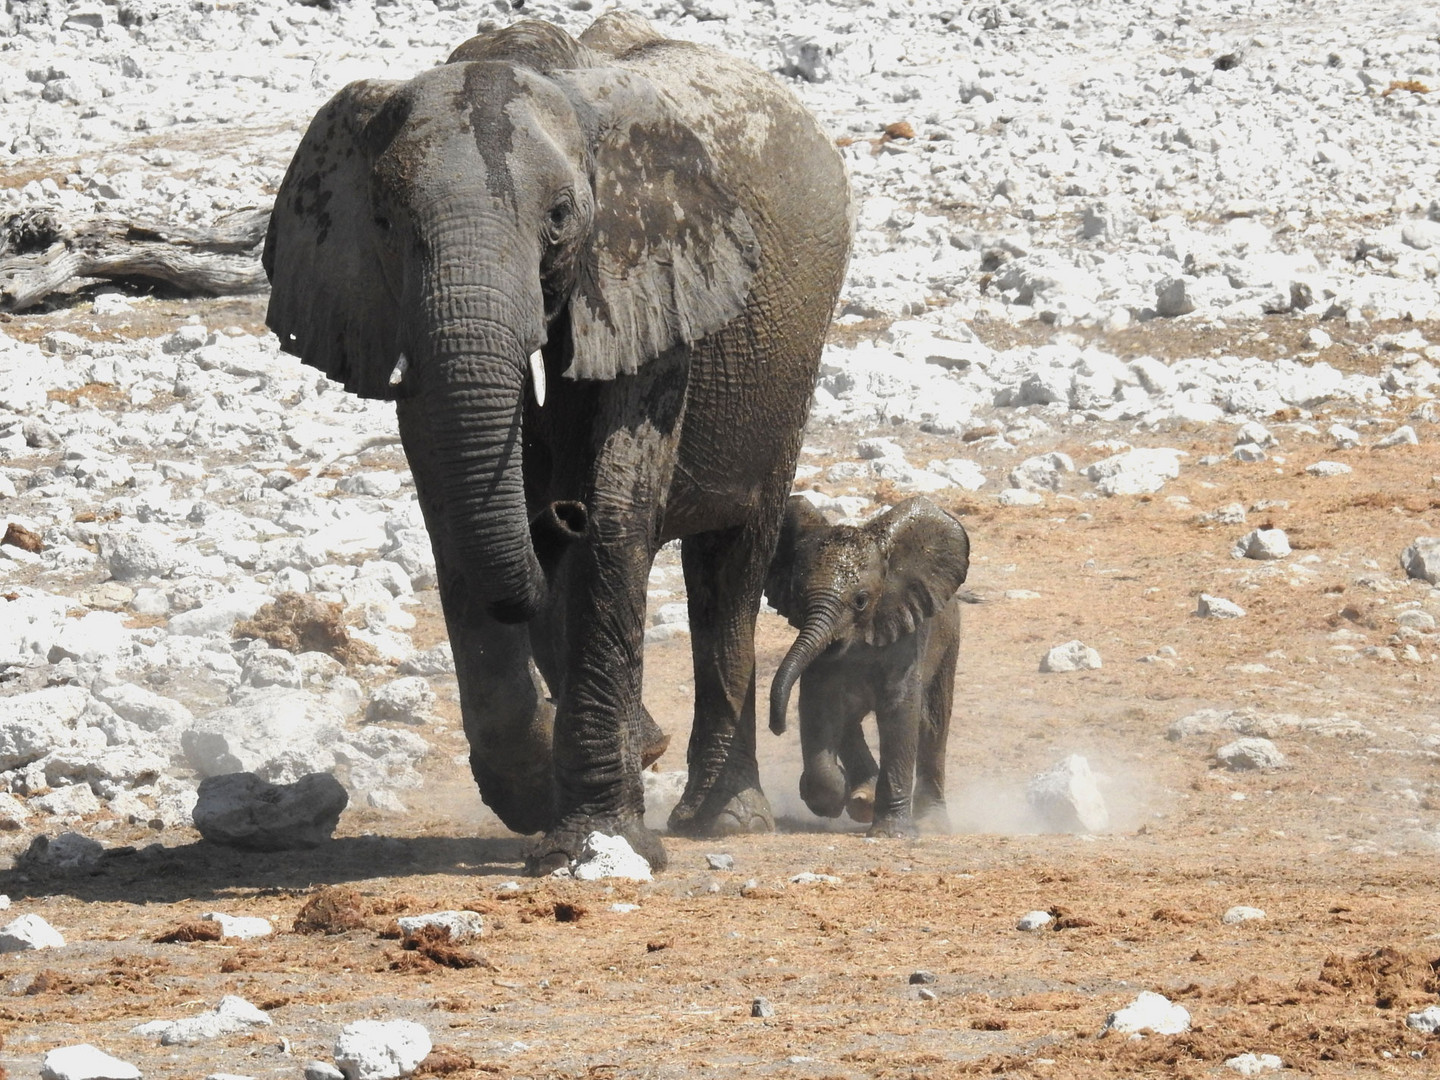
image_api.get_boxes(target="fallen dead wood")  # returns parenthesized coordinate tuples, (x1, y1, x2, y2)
(0, 205, 271, 311)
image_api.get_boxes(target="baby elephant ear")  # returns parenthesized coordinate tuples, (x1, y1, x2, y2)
(865, 497, 971, 648)
(558, 69, 760, 381)
(263, 79, 405, 400)
(765, 495, 829, 627)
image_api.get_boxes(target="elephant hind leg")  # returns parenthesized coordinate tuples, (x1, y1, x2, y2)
(914, 606, 961, 831)
(667, 524, 774, 837)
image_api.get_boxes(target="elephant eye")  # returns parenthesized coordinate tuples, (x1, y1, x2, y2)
(545, 194, 576, 240)
(853, 591, 870, 612)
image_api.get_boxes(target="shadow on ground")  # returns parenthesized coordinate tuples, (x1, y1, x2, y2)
(0, 833, 530, 903)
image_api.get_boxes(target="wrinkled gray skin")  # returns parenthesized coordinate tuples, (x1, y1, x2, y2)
(262, 13, 853, 872)
(766, 496, 973, 837)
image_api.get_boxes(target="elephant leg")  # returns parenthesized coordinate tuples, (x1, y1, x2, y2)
(398, 401, 555, 835)
(794, 668, 867, 819)
(666, 525, 774, 837)
(838, 718, 880, 824)
(527, 370, 685, 875)
(914, 610, 960, 832)
(870, 676, 922, 839)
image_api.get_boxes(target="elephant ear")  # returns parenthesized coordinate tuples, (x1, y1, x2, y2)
(556, 68, 760, 381)
(765, 495, 829, 628)
(263, 79, 405, 400)
(865, 498, 971, 648)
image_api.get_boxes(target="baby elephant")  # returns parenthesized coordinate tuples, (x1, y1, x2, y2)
(766, 495, 975, 837)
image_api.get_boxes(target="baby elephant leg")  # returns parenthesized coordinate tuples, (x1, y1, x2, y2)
(913, 605, 961, 831)
(838, 718, 879, 823)
(797, 670, 865, 818)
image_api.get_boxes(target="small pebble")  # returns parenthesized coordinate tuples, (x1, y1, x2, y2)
(908, 970, 937, 984)
(1222, 905, 1267, 925)
(705, 853, 734, 871)
(1017, 910, 1053, 931)
(752, 997, 775, 1018)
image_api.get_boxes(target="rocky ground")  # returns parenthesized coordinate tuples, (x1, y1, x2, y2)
(2, 0, 1440, 1076)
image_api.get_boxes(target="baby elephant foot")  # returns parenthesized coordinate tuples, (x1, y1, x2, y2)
(867, 816, 918, 839)
(845, 780, 877, 824)
(669, 785, 774, 837)
(525, 815, 668, 876)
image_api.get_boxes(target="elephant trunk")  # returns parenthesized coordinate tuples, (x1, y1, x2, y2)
(770, 596, 842, 735)
(423, 306, 546, 624)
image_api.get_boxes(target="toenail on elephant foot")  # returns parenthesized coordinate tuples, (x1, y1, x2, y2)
(471, 756, 555, 836)
(703, 787, 775, 837)
(845, 781, 876, 824)
(867, 817, 918, 839)
(524, 816, 668, 876)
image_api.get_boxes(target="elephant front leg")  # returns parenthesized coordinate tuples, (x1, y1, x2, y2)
(527, 379, 684, 874)
(870, 679, 923, 839)
(838, 718, 880, 824)
(667, 526, 775, 837)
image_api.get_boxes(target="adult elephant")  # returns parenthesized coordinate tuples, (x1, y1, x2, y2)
(262, 12, 853, 871)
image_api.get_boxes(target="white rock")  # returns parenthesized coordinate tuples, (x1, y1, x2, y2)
(333, 1019, 433, 1080)
(1402, 538, 1440, 584)
(572, 831, 653, 882)
(1040, 640, 1102, 673)
(1222, 905, 1267, 925)
(101, 527, 178, 580)
(1223, 1053, 1284, 1075)
(1234, 421, 1275, 447)
(1375, 424, 1418, 448)
(789, 872, 842, 885)
(40, 1045, 141, 1080)
(1016, 910, 1053, 931)
(365, 677, 436, 724)
(997, 487, 1044, 507)
(399, 643, 455, 676)
(1406, 1005, 1440, 1033)
(200, 912, 274, 939)
(96, 683, 193, 731)
(0, 685, 89, 769)
(1328, 424, 1362, 448)
(0, 912, 66, 951)
(1233, 528, 1290, 560)
(927, 458, 987, 490)
(1305, 461, 1351, 477)
(182, 689, 345, 781)
(1396, 609, 1436, 630)
(1102, 991, 1190, 1036)
(167, 592, 269, 636)
(1009, 452, 1074, 492)
(1027, 754, 1109, 833)
(1196, 594, 1246, 619)
(1083, 448, 1183, 496)
(1216, 738, 1285, 770)
(1231, 442, 1267, 463)
(395, 910, 485, 943)
(32, 783, 102, 818)
(47, 611, 130, 664)
(133, 994, 272, 1045)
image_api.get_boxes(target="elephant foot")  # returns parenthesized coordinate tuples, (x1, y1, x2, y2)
(867, 816, 918, 840)
(845, 780, 876, 824)
(915, 800, 951, 835)
(525, 814, 668, 876)
(668, 784, 774, 837)
(471, 752, 556, 836)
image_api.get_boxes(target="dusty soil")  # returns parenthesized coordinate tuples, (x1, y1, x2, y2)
(4, 306, 1440, 1077)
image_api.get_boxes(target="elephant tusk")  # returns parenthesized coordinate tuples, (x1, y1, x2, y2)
(388, 352, 408, 387)
(529, 349, 547, 408)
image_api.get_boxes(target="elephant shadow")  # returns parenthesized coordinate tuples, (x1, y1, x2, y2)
(0, 833, 529, 905)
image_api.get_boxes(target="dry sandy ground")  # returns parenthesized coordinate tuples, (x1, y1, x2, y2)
(2, 299, 1440, 1077)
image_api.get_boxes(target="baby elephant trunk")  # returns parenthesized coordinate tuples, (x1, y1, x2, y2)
(769, 597, 841, 735)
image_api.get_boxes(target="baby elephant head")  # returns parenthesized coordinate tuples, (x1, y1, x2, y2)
(765, 495, 971, 734)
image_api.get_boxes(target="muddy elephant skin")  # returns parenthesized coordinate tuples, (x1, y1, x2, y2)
(766, 496, 974, 837)
(262, 13, 853, 871)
